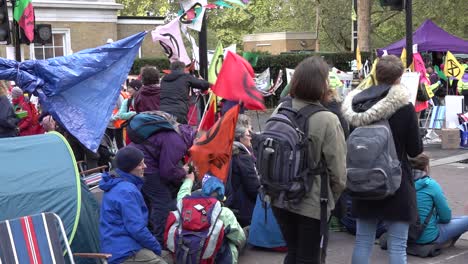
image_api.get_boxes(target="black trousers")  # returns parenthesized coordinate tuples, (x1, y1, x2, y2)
(272, 207, 325, 264)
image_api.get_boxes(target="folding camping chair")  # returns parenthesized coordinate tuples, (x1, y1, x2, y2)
(0, 212, 110, 264)
(77, 161, 108, 190)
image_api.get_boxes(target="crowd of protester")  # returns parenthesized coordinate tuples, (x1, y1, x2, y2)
(1, 54, 468, 264)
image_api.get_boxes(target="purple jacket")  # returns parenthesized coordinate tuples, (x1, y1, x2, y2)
(129, 125, 195, 184)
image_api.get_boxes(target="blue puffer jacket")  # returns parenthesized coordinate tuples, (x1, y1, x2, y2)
(99, 169, 162, 264)
(414, 170, 452, 244)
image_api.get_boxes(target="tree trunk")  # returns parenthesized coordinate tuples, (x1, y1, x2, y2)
(357, 0, 371, 52)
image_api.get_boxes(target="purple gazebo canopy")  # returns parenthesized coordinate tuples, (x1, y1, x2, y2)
(377, 20, 468, 56)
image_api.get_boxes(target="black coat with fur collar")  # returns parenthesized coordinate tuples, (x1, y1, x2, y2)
(342, 84, 423, 222)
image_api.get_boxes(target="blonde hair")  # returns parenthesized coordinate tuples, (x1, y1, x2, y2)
(0, 80, 8, 96)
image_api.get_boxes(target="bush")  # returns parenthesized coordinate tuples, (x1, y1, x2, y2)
(132, 52, 371, 107)
(254, 52, 371, 107)
(131, 57, 170, 75)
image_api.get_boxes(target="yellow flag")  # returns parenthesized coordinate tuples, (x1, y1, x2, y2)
(356, 44, 362, 71)
(400, 48, 407, 68)
(357, 58, 379, 90)
(400, 48, 414, 70)
(208, 42, 224, 85)
(425, 83, 434, 98)
(444, 51, 464, 80)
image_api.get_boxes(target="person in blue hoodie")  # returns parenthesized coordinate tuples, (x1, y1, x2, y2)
(410, 153, 468, 246)
(99, 146, 166, 264)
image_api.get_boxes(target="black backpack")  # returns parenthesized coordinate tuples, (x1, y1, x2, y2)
(254, 99, 328, 207)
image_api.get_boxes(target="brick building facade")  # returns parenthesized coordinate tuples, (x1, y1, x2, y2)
(243, 32, 317, 55)
(1, 0, 166, 60)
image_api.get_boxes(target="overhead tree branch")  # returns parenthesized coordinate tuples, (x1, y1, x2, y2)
(371, 12, 400, 30)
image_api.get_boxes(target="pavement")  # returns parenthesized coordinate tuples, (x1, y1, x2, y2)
(240, 110, 468, 264)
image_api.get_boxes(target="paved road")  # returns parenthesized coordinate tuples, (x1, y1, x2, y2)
(241, 109, 468, 264)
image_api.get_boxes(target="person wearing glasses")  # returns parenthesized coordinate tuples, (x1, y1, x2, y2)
(225, 124, 261, 227)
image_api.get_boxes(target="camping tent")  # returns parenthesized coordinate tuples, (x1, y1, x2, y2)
(0, 132, 100, 263)
(376, 20, 468, 56)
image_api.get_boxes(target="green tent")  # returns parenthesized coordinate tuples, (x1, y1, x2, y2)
(0, 132, 100, 263)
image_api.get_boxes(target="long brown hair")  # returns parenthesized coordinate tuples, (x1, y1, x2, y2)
(290, 56, 329, 102)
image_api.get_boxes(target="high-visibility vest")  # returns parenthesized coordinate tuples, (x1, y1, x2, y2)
(113, 91, 130, 128)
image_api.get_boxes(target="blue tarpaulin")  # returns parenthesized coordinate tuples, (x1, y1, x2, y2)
(0, 31, 147, 151)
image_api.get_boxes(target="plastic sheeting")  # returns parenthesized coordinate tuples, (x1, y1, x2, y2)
(0, 32, 147, 151)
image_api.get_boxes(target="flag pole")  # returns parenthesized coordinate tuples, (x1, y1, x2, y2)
(197, 92, 213, 133)
(10, 0, 21, 61)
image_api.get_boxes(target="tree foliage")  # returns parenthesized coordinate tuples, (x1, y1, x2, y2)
(117, 0, 467, 52)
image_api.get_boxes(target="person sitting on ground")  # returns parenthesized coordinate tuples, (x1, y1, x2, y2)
(159, 60, 210, 124)
(0, 80, 19, 138)
(172, 172, 246, 264)
(410, 153, 468, 247)
(225, 124, 260, 227)
(99, 146, 166, 264)
(134, 66, 161, 113)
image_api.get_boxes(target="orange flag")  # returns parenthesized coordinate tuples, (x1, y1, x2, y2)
(190, 104, 240, 183)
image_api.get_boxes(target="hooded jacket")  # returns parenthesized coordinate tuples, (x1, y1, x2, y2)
(413, 170, 451, 244)
(129, 124, 195, 196)
(12, 96, 43, 136)
(342, 84, 423, 222)
(133, 84, 161, 113)
(99, 169, 162, 264)
(159, 70, 209, 124)
(225, 141, 260, 227)
(0, 95, 19, 138)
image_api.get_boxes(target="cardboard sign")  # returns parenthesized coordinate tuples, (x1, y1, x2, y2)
(400, 72, 420, 105)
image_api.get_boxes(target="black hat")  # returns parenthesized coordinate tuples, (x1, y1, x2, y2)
(115, 146, 144, 173)
(128, 79, 142, 91)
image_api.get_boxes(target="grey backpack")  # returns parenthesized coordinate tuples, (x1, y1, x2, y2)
(255, 99, 328, 207)
(346, 120, 402, 200)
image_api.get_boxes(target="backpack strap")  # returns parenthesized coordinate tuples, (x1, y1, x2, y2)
(319, 156, 329, 257)
(421, 202, 435, 229)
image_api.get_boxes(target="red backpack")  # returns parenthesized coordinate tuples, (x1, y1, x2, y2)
(164, 195, 225, 264)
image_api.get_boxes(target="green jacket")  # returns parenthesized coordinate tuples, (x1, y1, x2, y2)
(176, 179, 246, 264)
(272, 98, 347, 220)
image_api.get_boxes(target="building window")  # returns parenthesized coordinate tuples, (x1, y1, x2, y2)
(31, 29, 71, 60)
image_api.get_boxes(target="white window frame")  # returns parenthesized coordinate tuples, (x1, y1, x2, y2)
(30, 28, 72, 60)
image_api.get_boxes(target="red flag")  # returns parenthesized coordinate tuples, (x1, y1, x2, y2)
(13, 0, 35, 42)
(199, 94, 217, 131)
(212, 51, 265, 110)
(190, 105, 240, 183)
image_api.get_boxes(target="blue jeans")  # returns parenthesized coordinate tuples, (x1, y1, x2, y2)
(352, 219, 409, 264)
(435, 216, 468, 245)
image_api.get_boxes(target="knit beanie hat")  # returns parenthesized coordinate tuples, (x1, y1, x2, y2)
(11, 87, 23, 98)
(128, 79, 142, 91)
(115, 146, 144, 173)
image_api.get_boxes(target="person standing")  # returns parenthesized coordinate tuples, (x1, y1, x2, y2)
(271, 57, 347, 264)
(134, 66, 161, 113)
(0, 81, 19, 138)
(159, 61, 209, 124)
(130, 116, 196, 244)
(342, 55, 423, 264)
(99, 147, 166, 264)
(11, 87, 44, 136)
